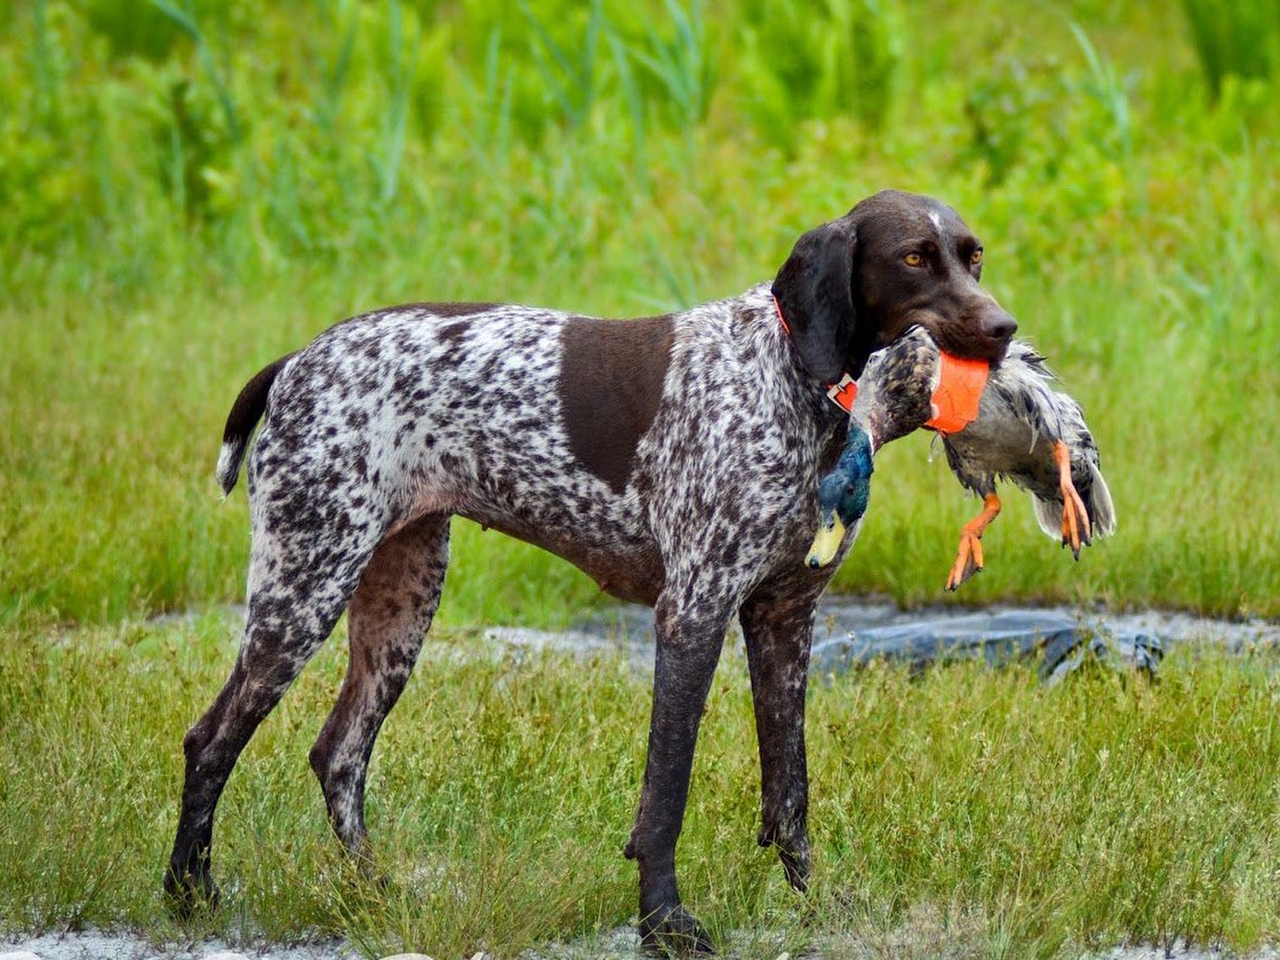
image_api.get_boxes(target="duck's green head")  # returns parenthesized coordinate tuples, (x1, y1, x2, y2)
(806, 425, 874, 569)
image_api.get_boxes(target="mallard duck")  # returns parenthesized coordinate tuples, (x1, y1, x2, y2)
(937, 337, 1115, 589)
(805, 328, 1115, 588)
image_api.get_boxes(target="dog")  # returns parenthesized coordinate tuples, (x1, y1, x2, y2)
(165, 189, 1017, 953)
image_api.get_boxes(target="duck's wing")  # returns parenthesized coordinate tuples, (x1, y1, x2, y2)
(1084, 464, 1116, 538)
(1029, 373, 1117, 545)
(986, 341, 1068, 446)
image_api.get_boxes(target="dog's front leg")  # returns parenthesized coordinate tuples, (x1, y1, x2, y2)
(739, 589, 818, 893)
(625, 592, 731, 955)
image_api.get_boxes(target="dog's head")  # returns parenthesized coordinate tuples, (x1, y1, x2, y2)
(772, 189, 1017, 383)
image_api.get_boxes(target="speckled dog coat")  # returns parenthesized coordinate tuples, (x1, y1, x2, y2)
(166, 189, 1019, 953)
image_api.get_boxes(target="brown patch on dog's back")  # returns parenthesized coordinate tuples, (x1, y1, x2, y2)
(558, 315, 674, 494)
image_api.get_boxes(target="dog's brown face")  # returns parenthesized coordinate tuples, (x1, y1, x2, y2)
(772, 189, 1017, 383)
(850, 191, 1016, 361)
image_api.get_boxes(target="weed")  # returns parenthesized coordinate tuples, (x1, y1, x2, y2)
(4, 619, 1280, 955)
(1180, 0, 1280, 100)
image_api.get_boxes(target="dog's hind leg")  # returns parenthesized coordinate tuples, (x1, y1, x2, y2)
(309, 514, 450, 863)
(165, 502, 382, 917)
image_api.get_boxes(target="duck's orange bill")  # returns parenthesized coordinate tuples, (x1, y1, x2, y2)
(924, 352, 989, 434)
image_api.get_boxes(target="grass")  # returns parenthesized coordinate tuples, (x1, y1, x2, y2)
(4, 615, 1280, 957)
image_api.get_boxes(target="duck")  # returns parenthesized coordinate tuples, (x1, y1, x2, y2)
(937, 338, 1115, 590)
(805, 327, 1115, 588)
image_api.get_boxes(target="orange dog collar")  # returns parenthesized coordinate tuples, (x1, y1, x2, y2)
(774, 295, 861, 412)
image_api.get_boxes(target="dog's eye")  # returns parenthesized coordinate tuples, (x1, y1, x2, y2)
(970, 248, 984, 266)
(903, 252, 924, 267)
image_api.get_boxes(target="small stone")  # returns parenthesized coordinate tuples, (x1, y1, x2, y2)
(379, 954, 435, 960)
(0, 951, 44, 960)
(203, 953, 251, 960)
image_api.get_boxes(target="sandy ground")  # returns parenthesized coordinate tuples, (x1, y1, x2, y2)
(7, 930, 1280, 959)
(487, 598, 1280, 668)
(7, 600, 1279, 960)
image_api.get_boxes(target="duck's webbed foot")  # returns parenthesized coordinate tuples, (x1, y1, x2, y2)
(947, 493, 1002, 591)
(1054, 440, 1092, 559)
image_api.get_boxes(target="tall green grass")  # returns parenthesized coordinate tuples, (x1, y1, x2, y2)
(4, 616, 1280, 956)
(2, 0, 1279, 627)
(1179, 0, 1280, 100)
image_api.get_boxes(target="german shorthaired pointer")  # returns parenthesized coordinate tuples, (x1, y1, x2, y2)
(166, 189, 1017, 953)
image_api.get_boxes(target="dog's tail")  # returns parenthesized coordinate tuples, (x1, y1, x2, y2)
(216, 353, 295, 495)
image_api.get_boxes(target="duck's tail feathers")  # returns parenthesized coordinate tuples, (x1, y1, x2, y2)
(1083, 465, 1116, 538)
(1032, 497, 1057, 542)
(216, 353, 294, 496)
(1031, 463, 1116, 543)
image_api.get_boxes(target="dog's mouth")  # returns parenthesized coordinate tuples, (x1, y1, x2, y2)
(891, 308, 1016, 366)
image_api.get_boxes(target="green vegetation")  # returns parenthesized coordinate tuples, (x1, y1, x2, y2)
(5, 616, 1280, 957)
(4, 0, 1280, 954)
(2, 0, 1278, 626)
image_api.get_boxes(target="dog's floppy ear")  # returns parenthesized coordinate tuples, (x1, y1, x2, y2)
(771, 220, 860, 383)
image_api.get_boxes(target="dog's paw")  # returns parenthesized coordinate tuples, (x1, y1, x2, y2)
(639, 903, 715, 956)
(758, 825, 810, 893)
(779, 846, 811, 894)
(163, 865, 221, 921)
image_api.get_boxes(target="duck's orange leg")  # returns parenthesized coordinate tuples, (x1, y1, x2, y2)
(947, 492, 1002, 591)
(1054, 440, 1092, 559)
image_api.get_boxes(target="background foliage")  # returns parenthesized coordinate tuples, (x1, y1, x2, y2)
(3, 0, 1280, 625)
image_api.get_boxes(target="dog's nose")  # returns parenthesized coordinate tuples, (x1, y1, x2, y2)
(984, 311, 1017, 344)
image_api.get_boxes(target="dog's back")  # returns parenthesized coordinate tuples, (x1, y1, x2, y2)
(218, 288, 836, 605)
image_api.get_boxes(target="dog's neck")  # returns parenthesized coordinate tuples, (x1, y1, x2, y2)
(770, 294, 858, 416)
